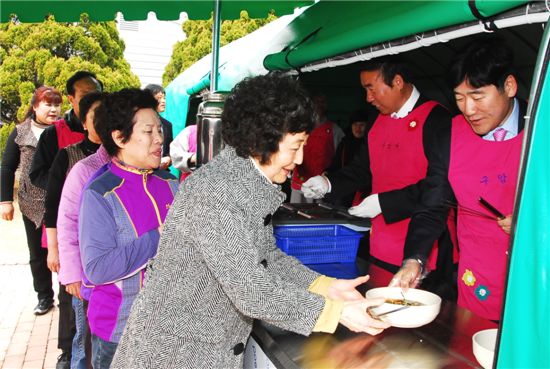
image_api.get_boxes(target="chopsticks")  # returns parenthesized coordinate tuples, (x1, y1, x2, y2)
(280, 203, 315, 219)
(479, 197, 505, 220)
(368, 305, 410, 320)
(318, 202, 356, 219)
(443, 200, 498, 220)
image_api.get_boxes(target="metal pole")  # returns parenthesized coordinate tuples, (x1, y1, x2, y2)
(210, 0, 222, 93)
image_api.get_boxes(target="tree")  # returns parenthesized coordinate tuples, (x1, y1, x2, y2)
(163, 10, 276, 85)
(0, 14, 141, 123)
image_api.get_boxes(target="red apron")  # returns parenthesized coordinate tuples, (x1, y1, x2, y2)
(368, 101, 441, 269)
(448, 115, 522, 320)
(292, 121, 335, 190)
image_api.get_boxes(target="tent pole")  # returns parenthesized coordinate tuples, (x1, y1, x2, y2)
(210, 0, 222, 93)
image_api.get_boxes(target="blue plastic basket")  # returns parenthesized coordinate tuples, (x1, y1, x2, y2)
(273, 225, 362, 264)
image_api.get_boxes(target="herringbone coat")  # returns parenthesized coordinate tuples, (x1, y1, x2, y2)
(112, 147, 326, 369)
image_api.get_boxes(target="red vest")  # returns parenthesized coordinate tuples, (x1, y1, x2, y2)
(292, 121, 335, 190)
(368, 101, 440, 268)
(54, 119, 84, 149)
(449, 115, 522, 320)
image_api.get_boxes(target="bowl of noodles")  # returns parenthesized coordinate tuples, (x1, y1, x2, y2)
(365, 287, 441, 328)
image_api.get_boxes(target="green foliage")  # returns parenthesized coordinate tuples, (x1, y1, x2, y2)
(0, 15, 140, 123)
(0, 122, 16, 158)
(163, 10, 276, 85)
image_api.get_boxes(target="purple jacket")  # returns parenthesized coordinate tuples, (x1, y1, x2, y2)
(57, 145, 110, 285)
(79, 159, 179, 343)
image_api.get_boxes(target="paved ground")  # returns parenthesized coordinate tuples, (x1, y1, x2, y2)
(0, 203, 62, 369)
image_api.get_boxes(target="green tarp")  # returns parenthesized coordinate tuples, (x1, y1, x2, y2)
(498, 24, 550, 368)
(263, 0, 529, 71)
(1, 0, 312, 22)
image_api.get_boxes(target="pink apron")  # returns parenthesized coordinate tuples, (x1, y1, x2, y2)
(448, 115, 522, 320)
(368, 101, 441, 271)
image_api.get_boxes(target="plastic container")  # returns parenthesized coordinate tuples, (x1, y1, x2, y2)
(273, 225, 362, 264)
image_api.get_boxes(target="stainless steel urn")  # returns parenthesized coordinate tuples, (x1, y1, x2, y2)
(196, 92, 228, 167)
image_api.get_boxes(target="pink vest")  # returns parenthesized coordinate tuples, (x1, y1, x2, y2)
(180, 125, 197, 182)
(369, 101, 440, 267)
(449, 115, 522, 320)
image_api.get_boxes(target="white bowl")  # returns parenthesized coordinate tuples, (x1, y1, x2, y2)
(472, 328, 497, 369)
(365, 287, 441, 328)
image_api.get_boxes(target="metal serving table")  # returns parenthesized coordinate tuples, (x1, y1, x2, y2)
(250, 261, 495, 369)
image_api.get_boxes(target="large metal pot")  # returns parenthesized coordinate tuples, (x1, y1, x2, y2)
(196, 92, 228, 167)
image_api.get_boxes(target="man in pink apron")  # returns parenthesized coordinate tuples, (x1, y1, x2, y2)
(392, 38, 524, 321)
(302, 59, 456, 295)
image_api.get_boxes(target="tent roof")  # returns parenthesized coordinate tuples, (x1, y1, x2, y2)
(1, 0, 313, 22)
(263, 0, 530, 71)
(162, 11, 302, 134)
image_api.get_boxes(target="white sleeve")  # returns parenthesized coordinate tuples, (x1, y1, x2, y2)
(170, 126, 194, 173)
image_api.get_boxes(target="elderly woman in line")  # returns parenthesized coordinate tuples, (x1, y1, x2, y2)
(78, 88, 179, 369)
(112, 73, 389, 369)
(0, 86, 62, 315)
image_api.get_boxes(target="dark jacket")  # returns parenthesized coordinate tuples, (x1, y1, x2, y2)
(29, 110, 83, 189)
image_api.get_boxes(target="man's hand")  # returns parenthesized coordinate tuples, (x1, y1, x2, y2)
(339, 298, 390, 335)
(66, 281, 82, 300)
(328, 275, 370, 302)
(348, 194, 381, 218)
(301, 175, 330, 199)
(160, 156, 171, 170)
(0, 202, 14, 221)
(497, 214, 512, 234)
(388, 259, 422, 291)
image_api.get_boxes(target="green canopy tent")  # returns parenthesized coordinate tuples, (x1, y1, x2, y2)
(263, 0, 529, 71)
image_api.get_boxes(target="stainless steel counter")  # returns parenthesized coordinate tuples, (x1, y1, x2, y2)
(251, 261, 496, 369)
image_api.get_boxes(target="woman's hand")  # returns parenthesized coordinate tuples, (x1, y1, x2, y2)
(497, 214, 512, 234)
(47, 244, 60, 273)
(328, 275, 370, 302)
(65, 281, 82, 300)
(339, 298, 390, 335)
(0, 202, 14, 221)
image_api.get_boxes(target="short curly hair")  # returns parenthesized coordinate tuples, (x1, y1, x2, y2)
(222, 73, 315, 165)
(94, 88, 158, 156)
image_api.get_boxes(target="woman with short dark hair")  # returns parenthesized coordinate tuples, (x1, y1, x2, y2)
(79, 88, 179, 369)
(113, 74, 388, 369)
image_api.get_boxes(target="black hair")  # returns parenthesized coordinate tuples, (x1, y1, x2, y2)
(78, 92, 106, 125)
(360, 57, 413, 86)
(94, 88, 159, 156)
(348, 109, 369, 125)
(448, 37, 515, 90)
(222, 72, 315, 165)
(66, 71, 103, 96)
(144, 84, 165, 96)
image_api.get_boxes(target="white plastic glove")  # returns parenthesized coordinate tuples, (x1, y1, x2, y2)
(348, 194, 381, 218)
(301, 175, 330, 199)
(388, 259, 423, 291)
